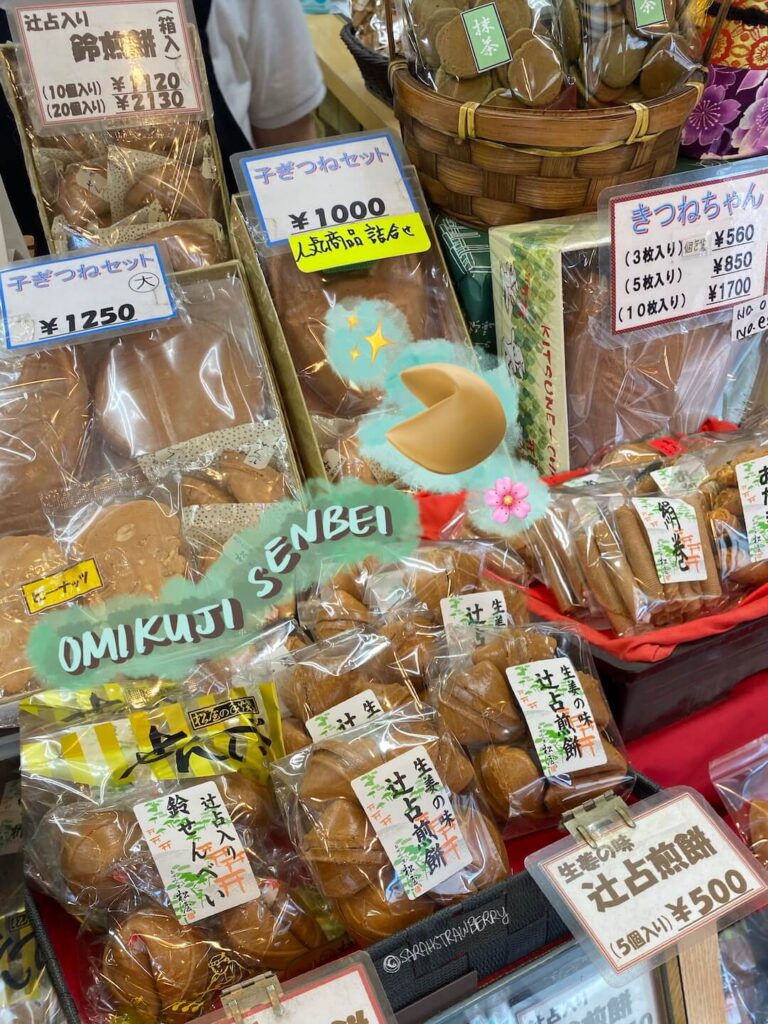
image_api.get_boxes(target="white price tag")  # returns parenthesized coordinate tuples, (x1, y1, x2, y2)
(134, 780, 260, 925)
(610, 168, 768, 334)
(440, 589, 507, 654)
(632, 497, 708, 584)
(736, 455, 768, 563)
(530, 789, 768, 977)
(305, 689, 384, 741)
(517, 966, 662, 1024)
(0, 243, 176, 349)
(240, 132, 418, 246)
(732, 292, 768, 341)
(14, 0, 203, 128)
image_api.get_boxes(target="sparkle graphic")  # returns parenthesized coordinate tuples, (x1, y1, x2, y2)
(349, 345, 361, 362)
(347, 314, 358, 328)
(364, 322, 393, 363)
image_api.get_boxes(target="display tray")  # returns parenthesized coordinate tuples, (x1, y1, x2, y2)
(26, 774, 660, 1024)
(592, 617, 768, 743)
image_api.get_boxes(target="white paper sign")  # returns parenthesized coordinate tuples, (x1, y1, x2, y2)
(134, 780, 260, 924)
(535, 791, 768, 975)
(305, 689, 384, 741)
(632, 497, 708, 584)
(440, 589, 507, 654)
(610, 168, 768, 334)
(732, 292, 768, 341)
(233, 962, 393, 1024)
(650, 456, 707, 496)
(517, 966, 662, 1024)
(0, 779, 22, 856)
(506, 657, 607, 777)
(351, 745, 471, 900)
(736, 455, 768, 563)
(15, 0, 204, 128)
(0, 243, 176, 349)
(241, 132, 417, 246)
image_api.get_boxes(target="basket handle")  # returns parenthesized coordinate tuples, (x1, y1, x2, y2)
(383, 0, 397, 62)
(702, 0, 733, 63)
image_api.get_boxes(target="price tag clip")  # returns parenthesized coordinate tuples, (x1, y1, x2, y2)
(221, 971, 284, 1022)
(561, 792, 636, 849)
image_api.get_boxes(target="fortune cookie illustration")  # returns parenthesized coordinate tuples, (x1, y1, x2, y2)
(386, 364, 506, 473)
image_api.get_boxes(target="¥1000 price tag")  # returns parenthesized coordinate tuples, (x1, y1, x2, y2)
(0, 243, 176, 349)
(526, 788, 768, 979)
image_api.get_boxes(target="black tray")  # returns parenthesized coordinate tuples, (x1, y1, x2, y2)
(592, 616, 768, 742)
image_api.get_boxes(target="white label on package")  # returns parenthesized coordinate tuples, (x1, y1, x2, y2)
(0, 779, 22, 856)
(233, 962, 392, 1024)
(736, 455, 768, 563)
(134, 780, 260, 925)
(732, 293, 768, 341)
(517, 965, 661, 1024)
(351, 744, 471, 900)
(0, 243, 176, 349)
(506, 657, 607, 777)
(305, 689, 384, 741)
(537, 791, 768, 975)
(15, 0, 204, 128)
(650, 456, 707, 495)
(241, 132, 417, 246)
(632, 497, 708, 584)
(440, 589, 507, 653)
(610, 168, 768, 333)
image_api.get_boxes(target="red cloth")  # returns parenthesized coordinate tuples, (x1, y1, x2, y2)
(415, 491, 467, 541)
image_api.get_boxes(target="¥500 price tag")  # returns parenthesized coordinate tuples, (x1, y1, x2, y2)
(0, 243, 176, 349)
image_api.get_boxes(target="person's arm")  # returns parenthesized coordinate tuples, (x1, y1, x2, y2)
(252, 111, 317, 148)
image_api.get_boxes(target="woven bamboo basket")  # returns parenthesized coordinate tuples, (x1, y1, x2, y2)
(383, 2, 704, 228)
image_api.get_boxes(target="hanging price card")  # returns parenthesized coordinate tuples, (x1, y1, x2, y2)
(607, 164, 768, 334)
(12, 0, 204, 128)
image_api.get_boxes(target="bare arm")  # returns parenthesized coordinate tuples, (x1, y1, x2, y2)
(251, 111, 318, 148)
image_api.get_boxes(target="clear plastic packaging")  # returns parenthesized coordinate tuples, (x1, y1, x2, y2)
(432, 623, 633, 836)
(711, 735, 768, 870)
(271, 702, 509, 946)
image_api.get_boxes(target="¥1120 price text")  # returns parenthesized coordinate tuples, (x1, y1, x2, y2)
(38, 304, 137, 338)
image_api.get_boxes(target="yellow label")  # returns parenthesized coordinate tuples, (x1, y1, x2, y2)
(289, 213, 431, 273)
(22, 557, 103, 614)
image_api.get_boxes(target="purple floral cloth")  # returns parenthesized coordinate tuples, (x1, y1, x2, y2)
(682, 65, 768, 159)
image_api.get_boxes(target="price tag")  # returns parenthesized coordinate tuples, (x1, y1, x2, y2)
(632, 497, 708, 584)
(526, 788, 768, 979)
(13, 0, 204, 128)
(240, 132, 423, 246)
(440, 589, 507, 653)
(516, 964, 662, 1024)
(305, 689, 384, 741)
(22, 557, 103, 613)
(0, 243, 176, 349)
(609, 167, 768, 334)
(732, 292, 768, 341)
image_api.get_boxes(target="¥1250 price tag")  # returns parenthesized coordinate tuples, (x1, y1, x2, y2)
(0, 243, 176, 349)
(609, 166, 768, 334)
(527, 788, 768, 979)
(13, 0, 204, 128)
(732, 292, 768, 341)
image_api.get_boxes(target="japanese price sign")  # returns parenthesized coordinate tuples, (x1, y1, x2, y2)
(14, 0, 204, 128)
(305, 689, 384, 742)
(608, 166, 768, 333)
(461, 3, 512, 73)
(440, 589, 507, 654)
(0, 243, 176, 349)
(516, 964, 662, 1024)
(732, 293, 768, 341)
(225, 960, 394, 1024)
(527, 789, 768, 978)
(506, 657, 607, 777)
(736, 455, 768, 563)
(351, 744, 471, 900)
(133, 780, 260, 924)
(21, 557, 103, 613)
(239, 132, 431, 271)
(632, 497, 708, 584)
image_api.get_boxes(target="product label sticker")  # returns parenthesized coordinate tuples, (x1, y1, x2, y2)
(134, 780, 260, 924)
(0, 779, 22, 857)
(0, 243, 176, 350)
(305, 689, 384, 742)
(21, 557, 103, 614)
(610, 167, 768, 334)
(461, 2, 512, 72)
(351, 744, 471, 900)
(506, 657, 607, 777)
(516, 964, 661, 1024)
(15, 0, 204, 128)
(736, 455, 768, 563)
(187, 696, 261, 732)
(0, 908, 44, 1008)
(650, 456, 707, 496)
(534, 790, 768, 975)
(632, 497, 708, 584)
(440, 589, 507, 653)
(732, 293, 768, 341)
(631, 0, 669, 29)
(240, 132, 420, 246)
(289, 212, 431, 274)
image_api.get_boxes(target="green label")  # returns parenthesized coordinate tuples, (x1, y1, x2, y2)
(461, 3, 512, 72)
(632, 0, 668, 28)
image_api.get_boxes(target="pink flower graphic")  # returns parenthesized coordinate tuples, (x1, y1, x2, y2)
(485, 478, 531, 524)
